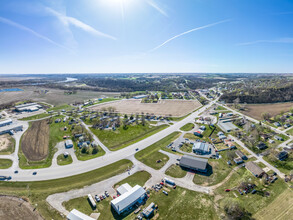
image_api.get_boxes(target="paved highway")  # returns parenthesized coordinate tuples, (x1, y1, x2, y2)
(1, 100, 216, 181)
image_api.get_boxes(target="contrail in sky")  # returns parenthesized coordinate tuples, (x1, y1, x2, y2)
(45, 7, 116, 40)
(0, 16, 70, 51)
(146, 0, 168, 17)
(238, 38, 293, 46)
(148, 19, 231, 53)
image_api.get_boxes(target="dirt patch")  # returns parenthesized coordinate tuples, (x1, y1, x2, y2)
(0, 134, 12, 152)
(90, 99, 201, 117)
(240, 102, 293, 120)
(21, 119, 49, 161)
(0, 195, 43, 220)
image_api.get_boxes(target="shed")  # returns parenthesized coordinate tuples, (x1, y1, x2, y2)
(65, 140, 74, 148)
(67, 209, 95, 220)
(179, 155, 208, 173)
(245, 161, 264, 177)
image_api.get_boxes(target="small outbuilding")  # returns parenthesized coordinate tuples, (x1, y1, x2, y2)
(65, 140, 74, 148)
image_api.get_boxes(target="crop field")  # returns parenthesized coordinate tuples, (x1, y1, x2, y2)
(0, 196, 43, 220)
(0, 87, 119, 106)
(90, 99, 201, 117)
(253, 189, 293, 220)
(240, 102, 293, 120)
(21, 119, 49, 161)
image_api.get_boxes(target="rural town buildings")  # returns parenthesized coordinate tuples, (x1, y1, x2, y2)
(179, 155, 208, 173)
(15, 103, 42, 112)
(0, 119, 23, 135)
(111, 184, 147, 215)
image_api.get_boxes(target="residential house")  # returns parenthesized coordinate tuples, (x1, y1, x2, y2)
(274, 135, 284, 141)
(235, 150, 248, 160)
(256, 142, 267, 150)
(274, 151, 288, 161)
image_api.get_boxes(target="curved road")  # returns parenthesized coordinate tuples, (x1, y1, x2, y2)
(1, 100, 216, 182)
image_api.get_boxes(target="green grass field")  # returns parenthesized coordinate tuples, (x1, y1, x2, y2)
(0, 159, 13, 169)
(0, 159, 132, 220)
(135, 132, 181, 170)
(165, 164, 187, 178)
(180, 143, 193, 153)
(263, 155, 293, 175)
(47, 104, 72, 112)
(180, 123, 194, 131)
(20, 113, 51, 121)
(114, 171, 151, 188)
(193, 151, 235, 186)
(57, 154, 73, 166)
(90, 123, 168, 151)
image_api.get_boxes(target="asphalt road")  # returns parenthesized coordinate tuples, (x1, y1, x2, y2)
(1, 100, 216, 181)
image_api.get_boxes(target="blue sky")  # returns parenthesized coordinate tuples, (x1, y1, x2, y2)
(1, 0, 293, 74)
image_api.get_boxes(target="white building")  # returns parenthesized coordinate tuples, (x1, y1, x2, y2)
(67, 209, 95, 220)
(15, 103, 42, 112)
(111, 184, 146, 215)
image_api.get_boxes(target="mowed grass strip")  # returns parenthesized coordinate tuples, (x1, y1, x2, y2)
(90, 123, 168, 151)
(0, 159, 133, 220)
(253, 189, 293, 220)
(0, 159, 13, 169)
(57, 154, 73, 166)
(114, 171, 151, 188)
(21, 120, 49, 161)
(135, 132, 181, 170)
(20, 113, 51, 121)
(180, 123, 194, 131)
(165, 164, 187, 178)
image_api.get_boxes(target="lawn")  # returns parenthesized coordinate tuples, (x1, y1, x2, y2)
(20, 112, 51, 121)
(90, 123, 169, 151)
(74, 143, 105, 161)
(19, 116, 73, 169)
(184, 124, 221, 142)
(165, 164, 187, 178)
(215, 106, 227, 111)
(57, 154, 73, 166)
(0, 159, 132, 220)
(180, 143, 193, 153)
(135, 132, 181, 170)
(215, 167, 288, 216)
(180, 123, 194, 131)
(193, 151, 235, 186)
(263, 155, 293, 175)
(114, 171, 151, 188)
(64, 186, 217, 220)
(0, 159, 13, 169)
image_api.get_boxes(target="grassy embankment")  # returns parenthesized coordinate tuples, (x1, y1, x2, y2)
(57, 154, 73, 166)
(0, 159, 13, 169)
(135, 132, 182, 170)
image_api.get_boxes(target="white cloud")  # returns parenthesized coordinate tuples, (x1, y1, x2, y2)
(0, 16, 71, 52)
(45, 7, 116, 40)
(149, 19, 230, 53)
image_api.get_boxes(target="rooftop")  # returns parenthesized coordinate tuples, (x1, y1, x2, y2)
(179, 155, 208, 170)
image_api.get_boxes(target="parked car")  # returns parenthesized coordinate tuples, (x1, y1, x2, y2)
(135, 148, 139, 151)
(251, 189, 257, 194)
(162, 190, 168, 195)
(14, 170, 18, 174)
(95, 195, 100, 202)
(32, 172, 37, 175)
(225, 189, 230, 192)
(105, 191, 109, 197)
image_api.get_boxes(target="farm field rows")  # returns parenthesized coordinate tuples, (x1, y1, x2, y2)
(90, 99, 202, 117)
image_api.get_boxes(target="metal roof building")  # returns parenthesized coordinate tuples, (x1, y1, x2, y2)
(217, 121, 238, 133)
(192, 142, 211, 155)
(245, 161, 264, 177)
(0, 118, 12, 127)
(179, 155, 208, 173)
(117, 183, 132, 195)
(65, 140, 74, 148)
(67, 209, 95, 220)
(111, 184, 146, 215)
